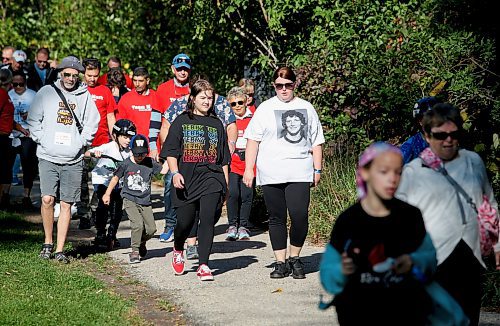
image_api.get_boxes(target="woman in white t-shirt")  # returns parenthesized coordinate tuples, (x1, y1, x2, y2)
(243, 66, 325, 279)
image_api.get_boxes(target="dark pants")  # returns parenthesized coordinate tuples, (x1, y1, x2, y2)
(94, 184, 123, 239)
(163, 171, 177, 229)
(0, 135, 13, 185)
(262, 182, 310, 251)
(227, 172, 254, 228)
(435, 240, 483, 326)
(174, 192, 222, 265)
(9, 138, 38, 189)
(76, 158, 91, 219)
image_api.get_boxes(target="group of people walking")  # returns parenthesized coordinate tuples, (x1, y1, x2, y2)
(1, 45, 499, 325)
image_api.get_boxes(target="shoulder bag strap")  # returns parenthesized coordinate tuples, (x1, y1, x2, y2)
(51, 83, 83, 134)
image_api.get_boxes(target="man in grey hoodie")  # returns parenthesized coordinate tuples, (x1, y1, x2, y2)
(27, 56, 100, 263)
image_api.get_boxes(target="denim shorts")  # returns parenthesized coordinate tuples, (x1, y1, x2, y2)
(39, 158, 84, 203)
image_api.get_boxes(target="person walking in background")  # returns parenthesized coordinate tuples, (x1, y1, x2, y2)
(27, 56, 100, 263)
(27, 48, 57, 92)
(7, 71, 37, 209)
(0, 69, 16, 209)
(397, 103, 499, 325)
(243, 66, 325, 279)
(161, 79, 230, 281)
(151, 53, 192, 243)
(400, 96, 439, 164)
(103, 134, 167, 264)
(106, 67, 129, 103)
(97, 56, 134, 90)
(225, 86, 254, 241)
(238, 78, 257, 113)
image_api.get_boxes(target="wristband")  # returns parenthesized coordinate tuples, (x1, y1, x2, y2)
(314, 169, 322, 174)
(171, 170, 180, 176)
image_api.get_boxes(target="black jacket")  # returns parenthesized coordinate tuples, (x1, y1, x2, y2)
(27, 64, 57, 92)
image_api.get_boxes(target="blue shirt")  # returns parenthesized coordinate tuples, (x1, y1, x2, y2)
(400, 132, 428, 164)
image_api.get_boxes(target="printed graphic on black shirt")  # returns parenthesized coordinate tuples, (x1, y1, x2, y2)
(274, 109, 308, 145)
(126, 170, 149, 193)
(182, 124, 218, 163)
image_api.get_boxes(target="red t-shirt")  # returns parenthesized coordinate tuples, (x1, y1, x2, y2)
(88, 85, 117, 146)
(116, 89, 158, 137)
(231, 116, 255, 176)
(0, 88, 14, 134)
(97, 72, 134, 90)
(156, 79, 190, 113)
(248, 104, 257, 113)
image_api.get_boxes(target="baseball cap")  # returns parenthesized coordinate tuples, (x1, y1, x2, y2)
(130, 134, 149, 155)
(13, 50, 27, 63)
(172, 53, 191, 69)
(413, 96, 439, 118)
(56, 56, 85, 73)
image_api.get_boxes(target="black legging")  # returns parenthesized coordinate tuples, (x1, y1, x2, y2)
(94, 184, 123, 238)
(227, 172, 254, 228)
(434, 240, 483, 326)
(0, 135, 13, 184)
(174, 192, 222, 265)
(10, 138, 38, 189)
(262, 182, 310, 251)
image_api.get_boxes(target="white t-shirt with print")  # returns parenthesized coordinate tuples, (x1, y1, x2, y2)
(244, 96, 325, 185)
(89, 141, 131, 186)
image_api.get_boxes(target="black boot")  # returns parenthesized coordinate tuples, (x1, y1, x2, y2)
(288, 256, 306, 279)
(270, 261, 290, 279)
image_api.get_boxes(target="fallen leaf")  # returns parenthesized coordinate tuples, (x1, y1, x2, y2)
(271, 288, 283, 293)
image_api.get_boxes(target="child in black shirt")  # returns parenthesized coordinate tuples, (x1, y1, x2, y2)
(103, 134, 167, 264)
(319, 142, 436, 325)
(161, 79, 230, 281)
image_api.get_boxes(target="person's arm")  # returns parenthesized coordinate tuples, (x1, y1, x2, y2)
(26, 91, 44, 143)
(243, 139, 259, 188)
(106, 112, 116, 138)
(312, 145, 323, 187)
(167, 157, 184, 189)
(226, 123, 237, 154)
(102, 175, 120, 205)
(80, 93, 100, 146)
(148, 108, 162, 159)
(13, 121, 29, 136)
(159, 118, 171, 147)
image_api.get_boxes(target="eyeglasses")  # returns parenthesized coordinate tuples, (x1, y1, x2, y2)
(36, 60, 48, 64)
(430, 130, 461, 140)
(274, 83, 294, 90)
(62, 72, 79, 79)
(173, 57, 191, 65)
(230, 101, 245, 107)
(12, 82, 25, 87)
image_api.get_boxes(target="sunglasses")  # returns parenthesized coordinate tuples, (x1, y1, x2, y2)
(2, 57, 10, 61)
(173, 57, 191, 65)
(12, 82, 25, 87)
(274, 83, 294, 90)
(133, 152, 147, 157)
(62, 72, 79, 79)
(36, 60, 48, 64)
(430, 130, 461, 140)
(230, 100, 245, 107)
(246, 93, 254, 97)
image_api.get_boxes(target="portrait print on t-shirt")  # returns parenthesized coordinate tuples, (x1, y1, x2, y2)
(182, 124, 218, 163)
(274, 109, 309, 147)
(127, 170, 149, 193)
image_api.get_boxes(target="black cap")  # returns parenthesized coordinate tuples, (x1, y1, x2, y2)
(130, 134, 149, 155)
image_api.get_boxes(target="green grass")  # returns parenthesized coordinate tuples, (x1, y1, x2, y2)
(0, 211, 138, 326)
(308, 140, 358, 244)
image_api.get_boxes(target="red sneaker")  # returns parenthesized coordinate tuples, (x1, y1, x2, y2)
(172, 249, 185, 275)
(196, 264, 214, 281)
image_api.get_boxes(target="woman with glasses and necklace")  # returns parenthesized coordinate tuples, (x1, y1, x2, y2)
(7, 71, 36, 209)
(243, 66, 325, 279)
(397, 103, 499, 326)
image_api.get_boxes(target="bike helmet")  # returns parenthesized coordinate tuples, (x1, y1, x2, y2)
(112, 119, 137, 137)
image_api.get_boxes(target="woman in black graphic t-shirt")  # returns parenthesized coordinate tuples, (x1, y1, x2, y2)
(161, 79, 230, 281)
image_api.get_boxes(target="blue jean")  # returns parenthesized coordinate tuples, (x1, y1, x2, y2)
(164, 171, 177, 229)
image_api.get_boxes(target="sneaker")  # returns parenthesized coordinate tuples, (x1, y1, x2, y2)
(186, 245, 199, 260)
(225, 225, 238, 241)
(172, 249, 185, 275)
(237, 227, 250, 240)
(288, 256, 306, 279)
(159, 227, 174, 242)
(196, 264, 214, 281)
(129, 251, 140, 264)
(39, 243, 53, 259)
(139, 241, 147, 258)
(270, 261, 290, 279)
(54, 251, 70, 264)
(94, 232, 107, 247)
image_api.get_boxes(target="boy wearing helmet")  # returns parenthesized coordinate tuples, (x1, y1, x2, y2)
(85, 119, 136, 249)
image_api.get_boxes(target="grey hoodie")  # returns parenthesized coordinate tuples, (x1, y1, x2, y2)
(27, 79, 100, 164)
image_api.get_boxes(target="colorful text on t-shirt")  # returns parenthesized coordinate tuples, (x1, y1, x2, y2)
(182, 124, 218, 163)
